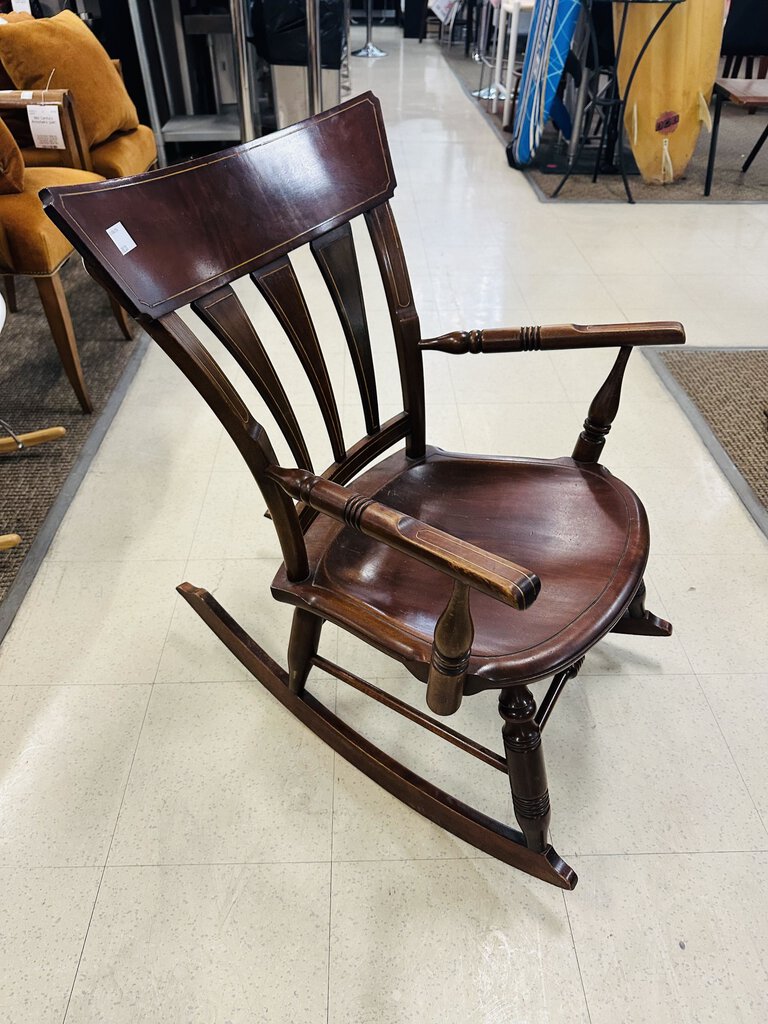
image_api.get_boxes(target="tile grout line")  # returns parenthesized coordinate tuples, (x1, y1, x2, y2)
(60, 682, 155, 1024)
(13, 846, 768, 872)
(179, 421, 225, 571)
(14, 847, 766, 872)
(146, 434, 223, 685)
(562, 892, 594, 1024)
(326, 750, 337, 1024)
(11, 669, 768, 690)
(55, 462, 211, 1020)
(694, 676, 768, 841)
(560, 848, 768, 859)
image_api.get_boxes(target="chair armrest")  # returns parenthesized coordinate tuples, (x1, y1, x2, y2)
(267, 466, 541, 611)
(0, 89, 91, 171)
(420, 321, 685, 353)
(0, 88, 70, 111)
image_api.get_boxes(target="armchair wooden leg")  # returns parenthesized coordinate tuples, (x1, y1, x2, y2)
(499, 686, 551, 853)
(287, 608, 323, 694)
(3, 274, 17, 313)
(109, 295, 132, 340)
(34, 272, 93, 414)
(611, 579, 672, 637)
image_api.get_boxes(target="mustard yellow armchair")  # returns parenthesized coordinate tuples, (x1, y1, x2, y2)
(0, 118, 130, 413)
(0, 10, 157, 180)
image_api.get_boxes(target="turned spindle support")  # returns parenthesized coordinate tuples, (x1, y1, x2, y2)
(426, 580, 474, 716)
(499, 686, 550, 852)
(572, 345, 632, 463)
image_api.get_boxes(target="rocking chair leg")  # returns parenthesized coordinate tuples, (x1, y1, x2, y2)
(287, 608, 323, 694)
(611, 579, 672, 637)
(34, 272, 93, 414)
(177, 583, 577, 889)
(499, 686, 551, 852)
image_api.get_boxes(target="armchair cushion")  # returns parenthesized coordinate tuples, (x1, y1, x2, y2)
(0, 11, 139, 149)
(0, 165, 103, 275)
(90, 124, 157, 178)
(0, 116, 23, 195)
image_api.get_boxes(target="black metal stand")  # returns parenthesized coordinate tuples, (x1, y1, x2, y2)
(553, 0, 683, 204)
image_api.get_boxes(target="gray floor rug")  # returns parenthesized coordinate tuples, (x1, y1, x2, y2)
(0, 258, 148, 637)
(645, 347, 768, 538)
(441, 42, 768, 203)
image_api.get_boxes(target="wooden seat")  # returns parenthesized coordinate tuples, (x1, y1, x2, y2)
(274, 447, 648, 689)
(42, 92, 684, 890)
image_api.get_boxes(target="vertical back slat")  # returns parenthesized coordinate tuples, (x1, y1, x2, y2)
(193, 285, 314, 471)
(252, 257, 346, 463)
(310, 223, 380, 434)
(155, 311, 308, 580)
(365, 202, 426, 458)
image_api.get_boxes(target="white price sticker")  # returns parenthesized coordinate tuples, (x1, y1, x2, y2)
(11, 1, 33, 14)
(20, 90, 33, 100)
(106, 222, 137, 256)
(27, 104, 65, 150)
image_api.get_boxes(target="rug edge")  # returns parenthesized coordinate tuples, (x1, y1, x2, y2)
(0, 329, 151, 646)
(643, 346, 768, 542)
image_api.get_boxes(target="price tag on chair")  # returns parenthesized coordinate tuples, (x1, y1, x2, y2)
(26, 104, 65, 150)
(11, 1, 33, 13)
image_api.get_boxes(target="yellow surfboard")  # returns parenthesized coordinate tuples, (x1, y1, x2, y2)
(614, 1, 724, 185)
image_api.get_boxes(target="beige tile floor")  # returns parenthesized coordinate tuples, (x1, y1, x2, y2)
(1, 27, 768, 1024)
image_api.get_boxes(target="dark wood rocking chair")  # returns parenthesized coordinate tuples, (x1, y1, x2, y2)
(42, 93, 684, 890)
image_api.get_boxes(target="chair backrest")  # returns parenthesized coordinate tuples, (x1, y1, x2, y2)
(42, 93, 426, 580)
(722, 0, 768, 78)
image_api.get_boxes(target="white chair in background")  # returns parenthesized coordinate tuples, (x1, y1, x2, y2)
(491, 0, 535, 129)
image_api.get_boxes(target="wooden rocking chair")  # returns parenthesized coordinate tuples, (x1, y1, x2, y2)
(42, 93, 684, 889)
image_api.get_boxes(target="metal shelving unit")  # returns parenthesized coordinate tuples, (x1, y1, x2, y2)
(126, 0, 258, 166)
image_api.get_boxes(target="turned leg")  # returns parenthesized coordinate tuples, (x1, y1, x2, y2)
(34, 272, 93, 413)
(287, 608, 323, 695)
(499, 686, 551, 852)
(109, 295, 132, 340)
(3, 275, 17, 313)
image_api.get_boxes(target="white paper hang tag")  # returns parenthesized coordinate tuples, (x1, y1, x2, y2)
(106, 222, 137, 256)
(11, 1, 33, 13)
(27, 104, 66, 150)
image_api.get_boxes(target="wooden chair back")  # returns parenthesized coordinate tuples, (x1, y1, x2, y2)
(721, 0, 768, 78)
(42, 93, 427, 579)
